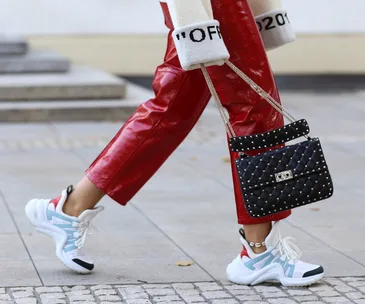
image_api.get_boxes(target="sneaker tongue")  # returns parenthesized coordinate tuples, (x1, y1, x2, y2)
(264, 222, 281, 248)
(78, 206, 103, 222)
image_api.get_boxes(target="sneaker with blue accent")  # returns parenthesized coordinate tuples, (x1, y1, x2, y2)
(226, 221, 324, 286)
(25, 186, 104, 274)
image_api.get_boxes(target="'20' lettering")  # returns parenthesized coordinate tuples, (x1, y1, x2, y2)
(256, 12, 290, 32)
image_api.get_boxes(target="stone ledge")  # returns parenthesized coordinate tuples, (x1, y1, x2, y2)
(0, 65, 126, 100)
(0, 50, 70, 74)
(0, 35, 28, 55)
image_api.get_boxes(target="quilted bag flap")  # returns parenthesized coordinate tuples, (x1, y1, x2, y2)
(229, 119, 310, 152)
(235, 137, 328, 191)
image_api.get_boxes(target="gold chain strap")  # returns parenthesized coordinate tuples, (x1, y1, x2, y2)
(200, 60, 302, 139)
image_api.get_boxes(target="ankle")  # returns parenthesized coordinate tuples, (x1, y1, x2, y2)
(240, 222, 272, 254)
(62, 195, 86, 217)
(246, 239, 267, 254)
(251, 245, 267, 254)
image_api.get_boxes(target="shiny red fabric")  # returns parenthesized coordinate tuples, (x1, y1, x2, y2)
(86, 0, 291, 225)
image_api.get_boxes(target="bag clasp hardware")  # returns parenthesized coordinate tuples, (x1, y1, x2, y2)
(275, 170, 293, 182)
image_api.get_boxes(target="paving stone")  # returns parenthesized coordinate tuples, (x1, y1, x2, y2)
(91, 285, 113, 291)
(41, 299, 66, 304)
(345, 292, 365, 300)
(172, 283, 195, 290)
(118, 287, 149, 300)
(9, 289, 32, 293)
(11, 292, 34, 299)
(255, 286, 282, 293)
(309, 285, 334, 292)
(342, 278, 365, 282)
(316, 290, 341, 297)
(211, 300, 239, 304)
(326, 279, 356, 293)
(158, 302, 187, 304)
(98, 295, 121, 301)
(142, 285, 171, 289)
(66, 290, 91, 296)
(40, 293, 65, 299)
(268, 299, 297, 304)
(35, 287, 63, 294)
(349, 282, 365, 288)
(63, 286, 86, 292)
(264, 291, 288, 298)
(15, 299, 37, 304)
(181, 295, 205, 303)
(224, 285, 251, 290)
(68, 295, 95, 302)
(287, 289, 313, 296)
(125, 300, 152, 304)
(0, 295, 11, 301)
(293, 296, 319, 302)
(176, 290, 200, 297)
(153, 295, 181, 302)
(94, 289, 117, 296)
(228, 289, 256, 296)
(195, 283, 223, 291)
(145, 289, 176, 296)
(236, 295, 262, 301)
(241, 301, 269, 304)
(202, 291, 230, 299)
(321, 297, 352, 303)
(0, 290, 5, 294)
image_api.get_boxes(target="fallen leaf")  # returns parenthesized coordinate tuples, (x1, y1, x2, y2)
(176, 261, 195, 267)
(189, 156, 197, 161)
(310, 208, 320, 211)
(222, 156, 230, 163)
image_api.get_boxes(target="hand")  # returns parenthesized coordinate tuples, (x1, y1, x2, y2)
(166, 0, 230, 71)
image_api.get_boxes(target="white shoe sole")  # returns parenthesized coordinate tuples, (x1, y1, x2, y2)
(25, 199, 92, 274)
(226, 255, 324, 287)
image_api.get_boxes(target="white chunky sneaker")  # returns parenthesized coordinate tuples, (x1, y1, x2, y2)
(226, 221, 324, 286)
(25, 185, 104, 274)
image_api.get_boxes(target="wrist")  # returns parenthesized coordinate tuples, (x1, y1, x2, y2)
(172, 20, 230, 70)
(255, 9, 296, 51)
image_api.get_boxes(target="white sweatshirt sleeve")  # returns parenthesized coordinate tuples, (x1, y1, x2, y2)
(162, 0, 230, 70)
(248, 0, 296, 51)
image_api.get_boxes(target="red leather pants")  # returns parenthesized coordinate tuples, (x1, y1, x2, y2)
(86, 0, 291, 225)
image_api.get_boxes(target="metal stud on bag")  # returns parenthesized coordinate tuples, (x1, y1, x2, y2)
(200, 61, 334, 218)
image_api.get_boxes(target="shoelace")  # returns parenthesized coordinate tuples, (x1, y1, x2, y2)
(75, 221, 97, 249)
(277, 234, 302, 262)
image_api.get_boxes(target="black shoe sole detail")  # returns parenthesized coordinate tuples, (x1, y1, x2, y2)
(303, 266, 324, 278)
(72, 258, 94, 271)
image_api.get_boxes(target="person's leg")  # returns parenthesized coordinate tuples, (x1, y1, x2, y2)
(208, 0, 290, 246)
(25, 1, 212, 273)
(62, 177, 104, 217)
(207, 0, 324, 286)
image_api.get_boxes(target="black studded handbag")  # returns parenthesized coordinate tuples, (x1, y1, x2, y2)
(200, 61, 334, 218)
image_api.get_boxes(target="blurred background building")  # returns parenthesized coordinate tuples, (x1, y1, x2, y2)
(2, 0, 364, 76)
(0, 0, 363, 121)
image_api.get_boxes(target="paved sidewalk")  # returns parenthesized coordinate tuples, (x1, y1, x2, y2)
(0, 89, 364, 302)
(3, 279, 365, 303)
